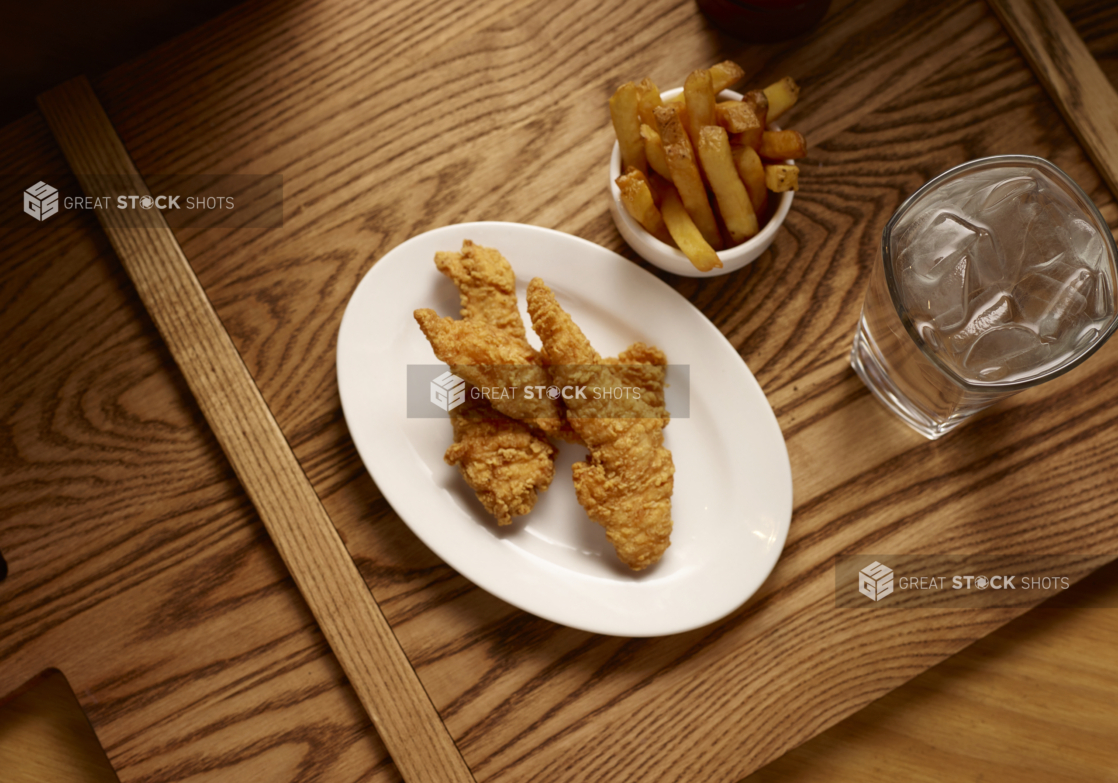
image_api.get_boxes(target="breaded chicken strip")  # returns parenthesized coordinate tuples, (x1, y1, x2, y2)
(419, 242, 665, 529)
(434, 240, 539, 357)
(420, 242, 559, 523)
(526, 278, 674, 570)
(604, 342, 669, 420)
(444, 392, 556, 525)
(414, 308, 568, 437)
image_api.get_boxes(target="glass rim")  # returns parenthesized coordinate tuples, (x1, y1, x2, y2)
(881, 154, 1118, 393)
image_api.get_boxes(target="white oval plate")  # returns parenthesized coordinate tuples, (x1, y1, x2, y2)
(337, 222, 792, 636)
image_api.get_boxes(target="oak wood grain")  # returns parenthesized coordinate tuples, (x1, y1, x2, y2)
(4, 0, 1118, 781)
(0, 111, 400, 782)
(0, 670, 119, 783)
(746, 558, 1118, 782)
(988, 0, 1118, 200)
(35, 76, 473, 783)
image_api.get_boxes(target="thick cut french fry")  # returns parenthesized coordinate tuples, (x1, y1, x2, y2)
(697, 126, 758, 244)
(765, 164, 799, 192)
(715, 101, 764, 148)
(654, 104, 688, 149)
(617, 168, 672, 244)
(684, 69, 716, 149)
(636, 78, 663, 128)
(661, 185, 722, 272)
(759, 129, 807, 160)
(664, 141, 723, 250)
(610, 81, 646, 173)
(732, 91, 769, 150)
(661, 97, 693, 132)
(743, 90, 769, 122)
(709, 60, 745, 93)
(733, 125, 764, 153)
(667, 60, 744, 104)
(731, 143, 769, 215)
(714, 101, 748, 132)
(640, 124, 672, 180)
(647, 171, 673, 204)
(763, 77, 800, 124)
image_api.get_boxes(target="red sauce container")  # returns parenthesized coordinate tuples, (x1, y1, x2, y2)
(696, 0, 831, 41)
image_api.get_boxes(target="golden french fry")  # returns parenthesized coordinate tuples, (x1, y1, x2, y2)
(640, 124, 672, 180)
(647, 171, 673, 204)
(654, 104, 687, 148)
(697, 126, 758, 244)
(759, 129, 807, 160)
(661, 98, 694, 136)
(661, 185, 722, 272)
(743, 90, 769, 123)
(731, 143, 769, 215)
(715, 101, 764, 143)
(709, 60, 745, 93)
(676, 101, 690, 131)
(666, 59, 743, 103)
(724, 91, 768, 150)
(763, 77, 800, 124)
(616, 167, 672, 244)
(610, 81, 646, 173)
(636, 78, 663, 128)
(730, 126, 763, 153)
(664, 141, 723, 250)
(765, 164, 799, 192)
(683, 69, 716, 149)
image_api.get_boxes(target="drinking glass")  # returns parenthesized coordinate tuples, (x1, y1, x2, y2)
(851, 155, 1118, 438)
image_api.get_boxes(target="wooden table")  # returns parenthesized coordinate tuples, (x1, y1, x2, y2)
(2, 0, 1117, 781)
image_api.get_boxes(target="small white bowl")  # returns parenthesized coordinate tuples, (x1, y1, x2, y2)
(609, 87, 795, 277)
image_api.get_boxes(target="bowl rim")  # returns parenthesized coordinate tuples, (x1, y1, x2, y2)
(609, 86, 795, 274)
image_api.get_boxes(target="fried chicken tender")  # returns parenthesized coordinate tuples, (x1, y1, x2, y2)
(414, 308, 568, 436)
(444, 393, 557, 525)
(526, 278, 674, 570)
(604, 342, 669, 419)
(419, 242, 559, 524)
(417, 242, 668, 537)
(434, 240, 539, 356)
